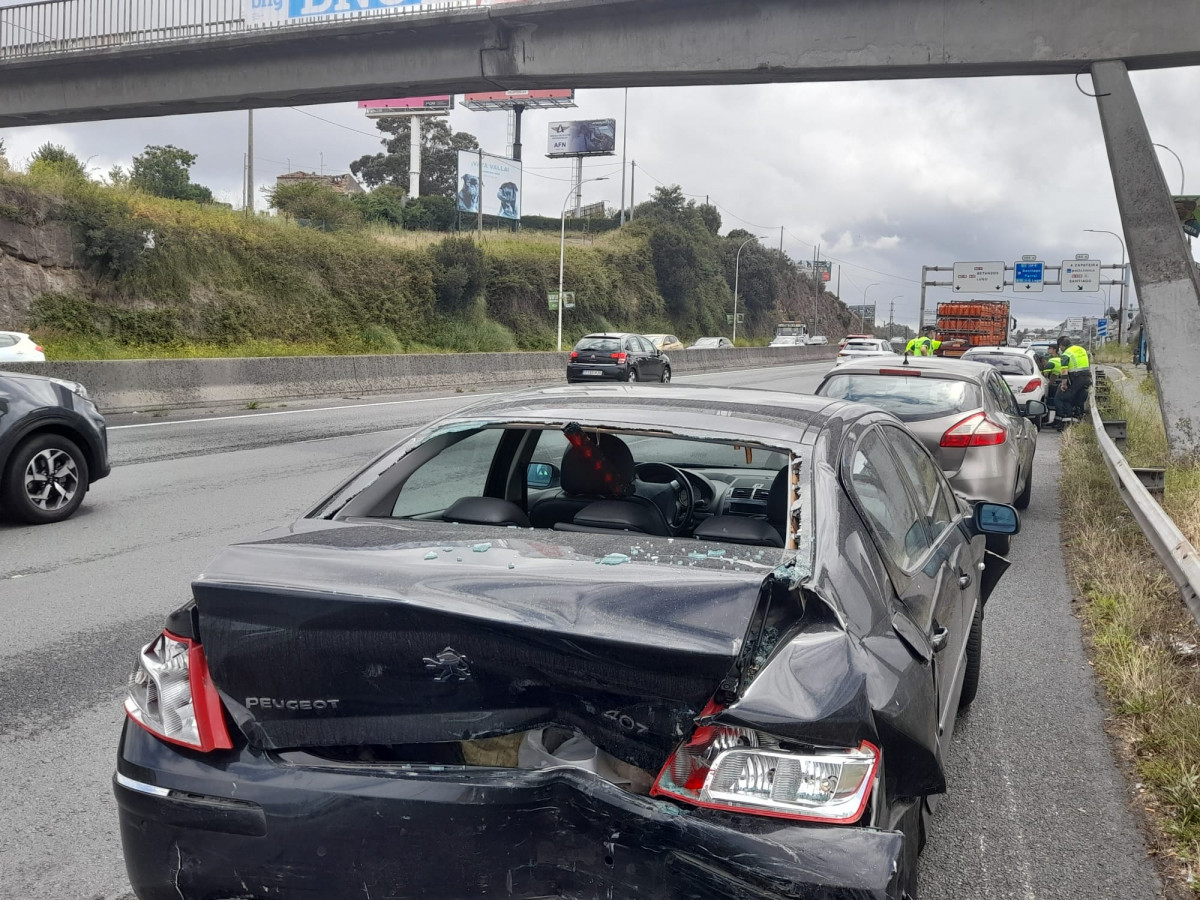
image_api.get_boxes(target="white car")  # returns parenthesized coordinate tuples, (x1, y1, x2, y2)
(0, 332, 45, 363)
(961, 346, 1049, 426)
(807, 335, 829, 345)
(836, 338, 895, 362)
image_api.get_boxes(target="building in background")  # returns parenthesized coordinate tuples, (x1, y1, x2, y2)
(275, 171, 364, 195)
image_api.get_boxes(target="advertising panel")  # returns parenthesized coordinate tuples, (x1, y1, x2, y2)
(548, 120, 617, 157)
(247, 0, 422, 25)
(463, 90, 576, 111)
(456, 150, 523, 220)
(358, 96, 452, 117)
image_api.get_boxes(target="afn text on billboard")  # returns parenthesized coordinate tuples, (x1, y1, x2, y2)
(246, 0, 421, 25)
(456, 151, 523, 221)
(548, 120, 617, 158)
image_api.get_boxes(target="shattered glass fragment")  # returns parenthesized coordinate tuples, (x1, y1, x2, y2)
(423, 551, 438, 561)
(472, 543, 492, 553)
(597, 553, 632, 566)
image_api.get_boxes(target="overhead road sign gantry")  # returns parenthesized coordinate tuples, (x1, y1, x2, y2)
(952, 261, 1005, 292)
(1061, 256, 1101, 291)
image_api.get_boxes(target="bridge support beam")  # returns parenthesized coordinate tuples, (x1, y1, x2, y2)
(1093, 60, 1200, 458)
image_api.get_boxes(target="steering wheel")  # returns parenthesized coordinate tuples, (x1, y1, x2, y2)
(633, 462, 696, 533)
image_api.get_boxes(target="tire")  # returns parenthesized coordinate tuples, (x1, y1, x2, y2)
(624, 367, 638, 383)
(1014, 465, 1033, 510)
(958, 604, 984, 710)
(660, 366, 671, 384)
(1, 433, 89, 525)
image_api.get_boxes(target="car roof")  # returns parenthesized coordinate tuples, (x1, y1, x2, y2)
(963, 346, 1033, 356)
(580, 332, 634, 339)
(438, 384, 859, 449)
(826, 355, 996, 382)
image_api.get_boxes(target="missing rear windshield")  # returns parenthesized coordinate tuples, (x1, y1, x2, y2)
(820, 373, 982, 421)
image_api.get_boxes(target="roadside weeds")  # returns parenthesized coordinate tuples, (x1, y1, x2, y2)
(1059, 370, 1200, 896)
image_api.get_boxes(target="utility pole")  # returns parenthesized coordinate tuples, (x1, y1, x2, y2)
(889, 299, 895, 339)
(619, 89, 629, 225)
(629, 161, 636, 221)
(246, 110, 254, 216)
(409, 119, 422, 199)
(511, 104, 524, 162)
(477, 148, 484, 238)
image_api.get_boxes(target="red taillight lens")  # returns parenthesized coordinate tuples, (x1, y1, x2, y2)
(124, 630, 233, 752)
(611, 352, 628, 363)
(651, 721, 879, 823)
(940, 412, 1007, 448)
(569, 351, 578, 360)
(1020, 378, 1041, 393)
(34, 345, 44, 353)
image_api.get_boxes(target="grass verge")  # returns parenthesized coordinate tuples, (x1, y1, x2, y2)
(1060, 371, 1200, 895)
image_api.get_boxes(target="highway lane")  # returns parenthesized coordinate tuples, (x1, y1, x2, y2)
(0, 360, 1163, 899)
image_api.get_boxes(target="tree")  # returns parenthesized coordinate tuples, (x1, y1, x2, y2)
(29, 143, 87, 180)
(400, 195, 456, 232)
(351, 118, 479, 199)
(266, 180, 361, 230)
(130, 145, 213, 203)
(350, 184, 406, 226)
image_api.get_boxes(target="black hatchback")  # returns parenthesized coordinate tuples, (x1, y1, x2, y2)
(0, 371, 110, 524)
(567, 332, 671, 383)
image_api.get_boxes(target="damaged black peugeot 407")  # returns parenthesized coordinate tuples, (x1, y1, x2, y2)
(115, 385, 1017, 899)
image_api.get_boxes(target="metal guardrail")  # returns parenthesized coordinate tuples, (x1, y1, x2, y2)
(1090, 370, 1200, 626)
(0, 0, 485, 61)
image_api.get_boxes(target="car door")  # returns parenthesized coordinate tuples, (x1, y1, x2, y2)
(635, 335, 662, 378)
(986, 371, 1034, 477)
(846, 425, 970, 736)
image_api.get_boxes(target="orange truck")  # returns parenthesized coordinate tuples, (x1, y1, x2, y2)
(935, 300, 1016, 357)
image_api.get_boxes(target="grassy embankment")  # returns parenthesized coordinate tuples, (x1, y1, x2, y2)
(1059, 358, 1200, 894)
(1, 169, 813, 360)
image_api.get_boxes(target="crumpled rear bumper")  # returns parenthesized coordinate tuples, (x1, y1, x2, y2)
(116, 722, 908, 900)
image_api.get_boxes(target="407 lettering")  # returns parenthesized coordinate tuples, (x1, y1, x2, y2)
(604, 709, 649, 734)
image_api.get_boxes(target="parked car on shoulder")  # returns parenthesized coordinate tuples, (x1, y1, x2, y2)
(838, 333, 873, 349)
(115, 384, 1017, 900)
(567, 333, 670, 383)
(836, 338, 895, 362)
(0, 331, 45, 363)
(806, 335, 829, 345)
(961, 346, 1049, 427)
(0, 371, 109, 523)
(688, 336, 734, 350)
(815, 356, 1043, 509)
(643, 333, 685, 352)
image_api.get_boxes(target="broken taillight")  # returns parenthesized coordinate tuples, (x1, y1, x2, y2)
(651, 719, 879, 823)
(124, 630, 232, 752)
(940, 412, 1006, 448)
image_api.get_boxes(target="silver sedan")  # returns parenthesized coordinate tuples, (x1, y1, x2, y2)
(814, 356, 1042, 508)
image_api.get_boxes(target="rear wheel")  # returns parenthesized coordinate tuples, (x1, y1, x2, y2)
(624, 367, 638, 383)
(1014, 466, 1033, 510)
(1, 433, 89, 524)
(660, 366, 671, 384)
(958, 605, 984, 709)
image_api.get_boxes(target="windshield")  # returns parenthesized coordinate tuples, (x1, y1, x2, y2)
(845, 341, 883, 350)
(775, 324, 805, 336)
(819, 373, 982, 421)
(965, 353, 1035, 375)
(575, 337, 621, 352)
(692, 338, 721, 348)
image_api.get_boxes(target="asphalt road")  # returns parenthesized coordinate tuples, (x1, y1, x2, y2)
(0, 361, 1163, 899)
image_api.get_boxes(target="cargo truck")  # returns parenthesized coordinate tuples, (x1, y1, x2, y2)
(935, 300, 1017, 357)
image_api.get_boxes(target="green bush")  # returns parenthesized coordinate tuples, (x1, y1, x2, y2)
(402, 195, 456, 231)
(430, 236, 486, 315)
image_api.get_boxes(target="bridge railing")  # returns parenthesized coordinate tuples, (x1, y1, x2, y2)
(0, 0, 484, 60)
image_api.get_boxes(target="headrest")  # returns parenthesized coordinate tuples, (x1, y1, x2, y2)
(560, 432, 636, 497)
(693, 515, 784, 548)
(443, 497, 530, 528)
(557, 499, 666, 536)
(767, 467, 789, 534)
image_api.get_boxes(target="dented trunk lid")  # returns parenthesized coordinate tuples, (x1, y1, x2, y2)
(194, 521, 778, 771)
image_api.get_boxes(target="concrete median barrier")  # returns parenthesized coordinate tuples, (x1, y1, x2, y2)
(1, 346, 839, 413)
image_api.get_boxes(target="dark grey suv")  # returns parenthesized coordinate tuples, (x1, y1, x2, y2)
(0, 371, 110, 524)
(567, 333, 671, 383)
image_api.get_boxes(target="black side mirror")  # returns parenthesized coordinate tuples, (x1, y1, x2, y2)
(971, 502, 1020, 536)
(527, 462, 561, 490)
(1024, 400, 1047, 419)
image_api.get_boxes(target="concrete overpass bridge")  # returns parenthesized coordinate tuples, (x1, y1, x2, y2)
(1, 0, 1199, 452)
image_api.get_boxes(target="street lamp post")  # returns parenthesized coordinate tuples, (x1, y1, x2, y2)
(732, 236, 756, 345)
(860, 283, 880, 333)
(1153, 143, 1185, 195)
(1084, 228, 1127, 344)
(558, 176, 609, 351)
(890, 296, 904, 340)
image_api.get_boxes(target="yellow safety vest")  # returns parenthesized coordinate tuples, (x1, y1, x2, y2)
(1042, 357, 1065, 376)
(1062, 345, 1090, 371)
(905, 337, 936, 356)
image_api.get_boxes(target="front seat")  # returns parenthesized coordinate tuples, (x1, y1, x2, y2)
(530, 433, 671, 536)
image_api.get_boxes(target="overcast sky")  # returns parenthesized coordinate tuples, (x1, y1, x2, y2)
(3, 65, 1197, 330)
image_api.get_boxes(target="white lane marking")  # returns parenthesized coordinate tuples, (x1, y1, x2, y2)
(107, 392, 507, 430)
(106, 360, 835, 431)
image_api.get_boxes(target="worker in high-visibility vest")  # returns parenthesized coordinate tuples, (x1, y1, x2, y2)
(905, 325, 963, 357)
(1037, 352, 1064, 422)
(1051, 336, 1092, 428)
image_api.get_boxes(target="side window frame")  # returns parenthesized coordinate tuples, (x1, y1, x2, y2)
(879, 423, 960, 542)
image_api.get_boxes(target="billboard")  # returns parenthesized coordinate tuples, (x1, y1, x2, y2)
(463, 90, 577, 111)
(358, 96, 452, 117)
(247, 0, 423, 25)
(1173, 195, 1200, 238)
(456, 150, 523, 220)
(847, 305, 877, 327)
(548, 120, 617, 157)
